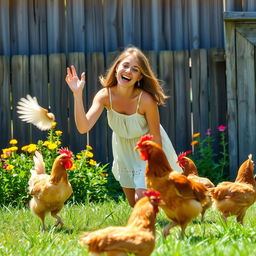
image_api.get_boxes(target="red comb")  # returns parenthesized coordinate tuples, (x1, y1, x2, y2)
(144, 189, 160, 198)
(59, 148, 72, 158)
(177, 152, 187, 162)
(137, 134, 153, 147)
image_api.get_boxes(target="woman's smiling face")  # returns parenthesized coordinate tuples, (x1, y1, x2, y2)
(115, 55, 142, 87)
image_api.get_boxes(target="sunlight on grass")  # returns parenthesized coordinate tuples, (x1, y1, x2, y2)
(0, 202, 256, 255)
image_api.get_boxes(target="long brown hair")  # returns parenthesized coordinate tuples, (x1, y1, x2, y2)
(99, 47, 168, 105)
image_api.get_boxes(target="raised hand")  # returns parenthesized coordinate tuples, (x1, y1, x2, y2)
(65, 65, 85, 94)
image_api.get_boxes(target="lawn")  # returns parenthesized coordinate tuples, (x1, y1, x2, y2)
(0, 199, 256, 256)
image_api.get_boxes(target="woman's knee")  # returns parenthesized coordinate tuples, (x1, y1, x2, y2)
(135, 188, 147, 202)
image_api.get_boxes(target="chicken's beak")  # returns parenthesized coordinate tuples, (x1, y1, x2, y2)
(134, 145, 140, 151)
(159, 199, 166, 206)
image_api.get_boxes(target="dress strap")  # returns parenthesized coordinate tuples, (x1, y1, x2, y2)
(136, 91, 143, 113)
(108, 88, 113, 110)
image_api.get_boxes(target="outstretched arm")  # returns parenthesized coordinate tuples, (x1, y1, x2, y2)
(66, 65, 105, 134)
(140, 93, 162, 147)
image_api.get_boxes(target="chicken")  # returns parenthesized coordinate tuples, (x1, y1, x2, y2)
(209, 154, 256, 224)
(17, 94, 55, 130)
(135, 135, 210, 237)
(177, 152, 215, 221)
(79, 189, 163, 256)
(28, 148, 73, 231)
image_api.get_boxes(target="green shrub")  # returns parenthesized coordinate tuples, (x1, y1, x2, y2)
(0, 125, 116, 206)
(188, 125, 229, 185)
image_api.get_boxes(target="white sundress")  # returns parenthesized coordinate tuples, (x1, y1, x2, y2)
(106, 88, 182, 189)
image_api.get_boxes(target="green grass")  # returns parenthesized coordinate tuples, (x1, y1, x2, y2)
(0, 200, 256, 256)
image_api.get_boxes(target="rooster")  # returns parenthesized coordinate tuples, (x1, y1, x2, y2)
(209, 154, 256, 224)
(17, 94, 55, 130)
(28, 148, 73, 231)
(177, 152, 215, 221)
(79, 189, 163, 256)
(135, 135, 210, 237)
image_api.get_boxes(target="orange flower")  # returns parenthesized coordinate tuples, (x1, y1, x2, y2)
(192, 133, 200, 138)
(191, 140, 198, 146)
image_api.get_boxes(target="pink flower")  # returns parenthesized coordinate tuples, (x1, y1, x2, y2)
(218, 125, 227, 132)
(205, 128, 211, 136)
(3, 164, 8, 169)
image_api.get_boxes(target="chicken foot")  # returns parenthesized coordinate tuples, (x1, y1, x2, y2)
(163, 222, 178, 237)
(51, 212, 64, 228)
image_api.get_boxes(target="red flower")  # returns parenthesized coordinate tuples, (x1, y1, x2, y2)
(218, 125, 227, 132)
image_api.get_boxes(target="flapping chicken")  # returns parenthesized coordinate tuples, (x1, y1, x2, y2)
(135, 135, 210, 237)
(79, 189, 163, 256)
(28, 148, 73, 231)
(177, 152, 215, 221)
(17, 94, 55, 130)
(209, 154, 256, 224)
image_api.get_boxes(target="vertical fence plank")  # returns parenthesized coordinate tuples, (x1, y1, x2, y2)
(236, 31, 256, 164)
(103, 0, 121, 52)
(86, 52, 107, 164)
(28, 0, 47, 54)
(85, 0, 104, 53)
(159, 51, 176, 145)
(49, 54, 69, 146)
(12, 55, 30, 146)
(66, 0, 85, 53)
(188, 0, 200, 49)
(122, 0, 141, 47)
(47, 0, 66, 54)
(173, 50, 191, 153)
(224, 21, 238, 179)
(0, 0, 10, 56)
(0, 56, 11, 149)
(30, 54, 49, 142)
(10, 0, 29, 55)
(67, 52, 87, 153)
(208, 48, 227, 152)
(191, 49, 209, 136)
(171, 0, 186, 50)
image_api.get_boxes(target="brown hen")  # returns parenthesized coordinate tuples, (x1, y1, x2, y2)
(135, 135, 210, 237)
(209, 154, 256, 224)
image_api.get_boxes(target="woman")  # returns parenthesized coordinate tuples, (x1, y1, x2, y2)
(66, 46, 182, 207)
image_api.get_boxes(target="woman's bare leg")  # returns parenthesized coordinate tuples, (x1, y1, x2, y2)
(122, 187, 136, 207)
(122, 188, 147, 207)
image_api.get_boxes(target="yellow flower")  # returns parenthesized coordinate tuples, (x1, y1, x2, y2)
(70, 163, 77, 170)
(56, 141, 61, 145)
(191, 140, 199, 146)
(52, 122, 57, 128)
(55, 130, 63, 136)
(89, 159, 97, 166)
(85, 151, 94, 158)
(192, 133, 200, 138)
(2, 148, 11, 154)
(1, 153, 9, 159)
(43, 141, 50, 146)
(9, 139, 18, 145)
(9, 146, 18, 152)
(27, 144, 37, 153)
(21, 145, 29, 151)
(76, 155, 82, 159)
(6, 164, 14, 170)
(48, 143, 57, 150)
(86, 145, 93, 150)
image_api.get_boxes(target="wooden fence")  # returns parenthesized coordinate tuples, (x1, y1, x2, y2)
(0, 48, 227, 172)
(0, 0, 226, 56)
